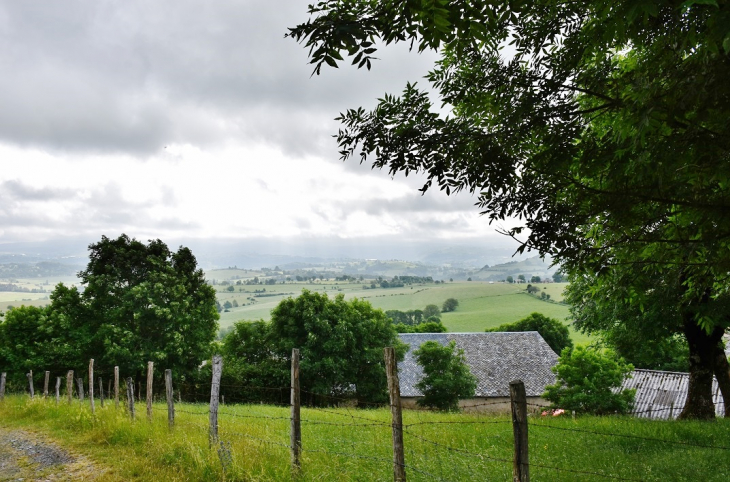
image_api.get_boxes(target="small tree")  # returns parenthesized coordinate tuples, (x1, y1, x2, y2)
(423, 304, 441, 319)
(506, 276, 514, 284)
(413, 341, 477, 411)
(543, 346, 635, 415)
(442, 298, 459, 312)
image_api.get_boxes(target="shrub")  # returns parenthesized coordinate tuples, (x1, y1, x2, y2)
(442, 298, 459, 312)
(543, 346, 635, 415)
(413, 341, 477, 411)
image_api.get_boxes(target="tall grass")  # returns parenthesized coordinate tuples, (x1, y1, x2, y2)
(1, 395, 729, 481)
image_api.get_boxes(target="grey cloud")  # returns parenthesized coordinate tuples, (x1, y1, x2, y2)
(0, 180, 76, 201)
(0, 1, 437, 156)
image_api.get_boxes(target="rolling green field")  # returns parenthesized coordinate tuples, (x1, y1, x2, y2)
(1, 394, 727, 481)
(215, 281, 588, 344)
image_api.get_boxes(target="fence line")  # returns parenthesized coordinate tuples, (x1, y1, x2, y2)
(4, 352, 730, 482)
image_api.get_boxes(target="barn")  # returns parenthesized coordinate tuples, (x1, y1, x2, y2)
(397, 332, 559, 412)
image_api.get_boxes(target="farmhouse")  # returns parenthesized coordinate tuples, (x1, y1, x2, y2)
(620, 369, 726, 420)
(397, 332, 558, 412)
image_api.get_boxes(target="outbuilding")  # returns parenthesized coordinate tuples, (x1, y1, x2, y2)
(397, 332, 559, 412)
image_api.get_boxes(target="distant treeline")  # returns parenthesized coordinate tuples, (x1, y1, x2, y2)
(0, 283, 46, 293)
(0, 261, 80, 278)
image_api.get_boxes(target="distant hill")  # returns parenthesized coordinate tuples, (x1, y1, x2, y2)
(471, 256, 558, 282)
(0, 261, 82, 279)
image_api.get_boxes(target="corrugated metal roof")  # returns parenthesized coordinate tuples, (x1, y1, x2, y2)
(397, 332, 559, 397)
(621, 369, 725, 419)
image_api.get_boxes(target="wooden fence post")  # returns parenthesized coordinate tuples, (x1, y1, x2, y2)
(290, 348, 302, 473)
(89, 359, 95, 415)
(385, 347, 406, 482)
(0, 372, 6, 401)
(67, 371, 74, 404)
(114, 366, 120, 409)
(99, 377, 104, 408)
(44, 371, 50, 398)
(77, 377, 84, 402)
(165, 369, 174, 429)
(146, 361, 154, 421)
(126, 377, 135, 420)
(55, 377, 61, 404)
(510, 380, 529, 482)
(209, 355, 223, 446)
(27, 371, 34, 399)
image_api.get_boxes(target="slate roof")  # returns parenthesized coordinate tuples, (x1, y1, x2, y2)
(621, 369, 725, 420)
(397, 332, 559, 398)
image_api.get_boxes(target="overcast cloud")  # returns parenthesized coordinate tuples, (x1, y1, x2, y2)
(0, 1, 520, 259)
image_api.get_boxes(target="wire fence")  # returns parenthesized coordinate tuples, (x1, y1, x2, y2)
(2, 357, 730, 482)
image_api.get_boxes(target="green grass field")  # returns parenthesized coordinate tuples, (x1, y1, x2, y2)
(1, 394, 728, 481)
(216, 281, 589, 344)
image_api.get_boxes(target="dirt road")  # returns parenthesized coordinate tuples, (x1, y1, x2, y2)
(0, 427, 110, 481)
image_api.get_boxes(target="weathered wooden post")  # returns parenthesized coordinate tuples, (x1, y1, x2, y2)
(0, 372, 6, 401)
(114, 366, 120, 409)
(27, 371, 34, 399)
(510, 380, 529, 482)
(66, 371, 74, 404)
(165, 369, 174, 429)
(146, 361, 154, 422)
(99, 377, 105, 408)
(385, 347, 406, 482)
(126, 377, 135, 420)
(290, 348, 302, 473)
(55, 377, 61, 404)
(77, 377, 84, 402)
(89, 359, 95, 415)
(209, 355, 223, 446)
(44, 371, 50, 398)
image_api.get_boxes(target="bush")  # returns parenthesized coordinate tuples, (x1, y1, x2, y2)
(442, 298, 459, 312)
(543, 346, 635, 415)
(413, 341, 477, 411)
(486, 312, 572, 354)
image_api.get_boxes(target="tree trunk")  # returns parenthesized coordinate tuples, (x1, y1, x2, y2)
(679, 320, 723, 420)
(713, 342, 730, 418)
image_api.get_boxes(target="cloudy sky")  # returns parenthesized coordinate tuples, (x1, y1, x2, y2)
(0, 1, 521, 259)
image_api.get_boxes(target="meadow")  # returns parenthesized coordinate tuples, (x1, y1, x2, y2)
(1, 394, 728, 481)
(213, 280, 587, 344)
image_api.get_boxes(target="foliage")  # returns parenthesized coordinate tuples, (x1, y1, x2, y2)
(543, 346, 635, 415)
(565, 270, 690, 372)
(486, 312, 572, 355)
(423, 304, 441, 319)
(441, 298, 459, 312)
(413, 340, 477, 411)
(223, 290, 405, 404)
(288, 0, 730, 418)
(0, 234, 219, 386)
(394, 320, 447, 334)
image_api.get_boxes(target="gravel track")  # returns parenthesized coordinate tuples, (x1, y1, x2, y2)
(0, 428, 108, 481)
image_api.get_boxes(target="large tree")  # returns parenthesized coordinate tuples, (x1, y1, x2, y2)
(78, 235, 219, 383)
(269, 289, 405, 404)
(289, 1, 730, 418)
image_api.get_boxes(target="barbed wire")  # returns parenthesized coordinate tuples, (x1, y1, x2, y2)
(530, 422, 730, 450)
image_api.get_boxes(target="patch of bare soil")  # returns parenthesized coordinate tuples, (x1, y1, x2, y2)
(0, 428, 110, 481)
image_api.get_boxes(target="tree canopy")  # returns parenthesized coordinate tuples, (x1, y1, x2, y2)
(223, 290, 405, 405)
(486, 312, 573, 355)
(0, 234, 219, 388)
(289, 0, 730, 419)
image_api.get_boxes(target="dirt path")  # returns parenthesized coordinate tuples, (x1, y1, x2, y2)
(0, 427, 111, 481)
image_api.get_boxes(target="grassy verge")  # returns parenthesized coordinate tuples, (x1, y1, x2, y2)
(1, 395, 729, 481)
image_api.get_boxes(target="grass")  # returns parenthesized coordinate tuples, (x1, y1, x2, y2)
(217, 281, 589, 344)
(1, 394, 729, 481)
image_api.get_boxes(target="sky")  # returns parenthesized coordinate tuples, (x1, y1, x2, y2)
(0, 1, 522, 261)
